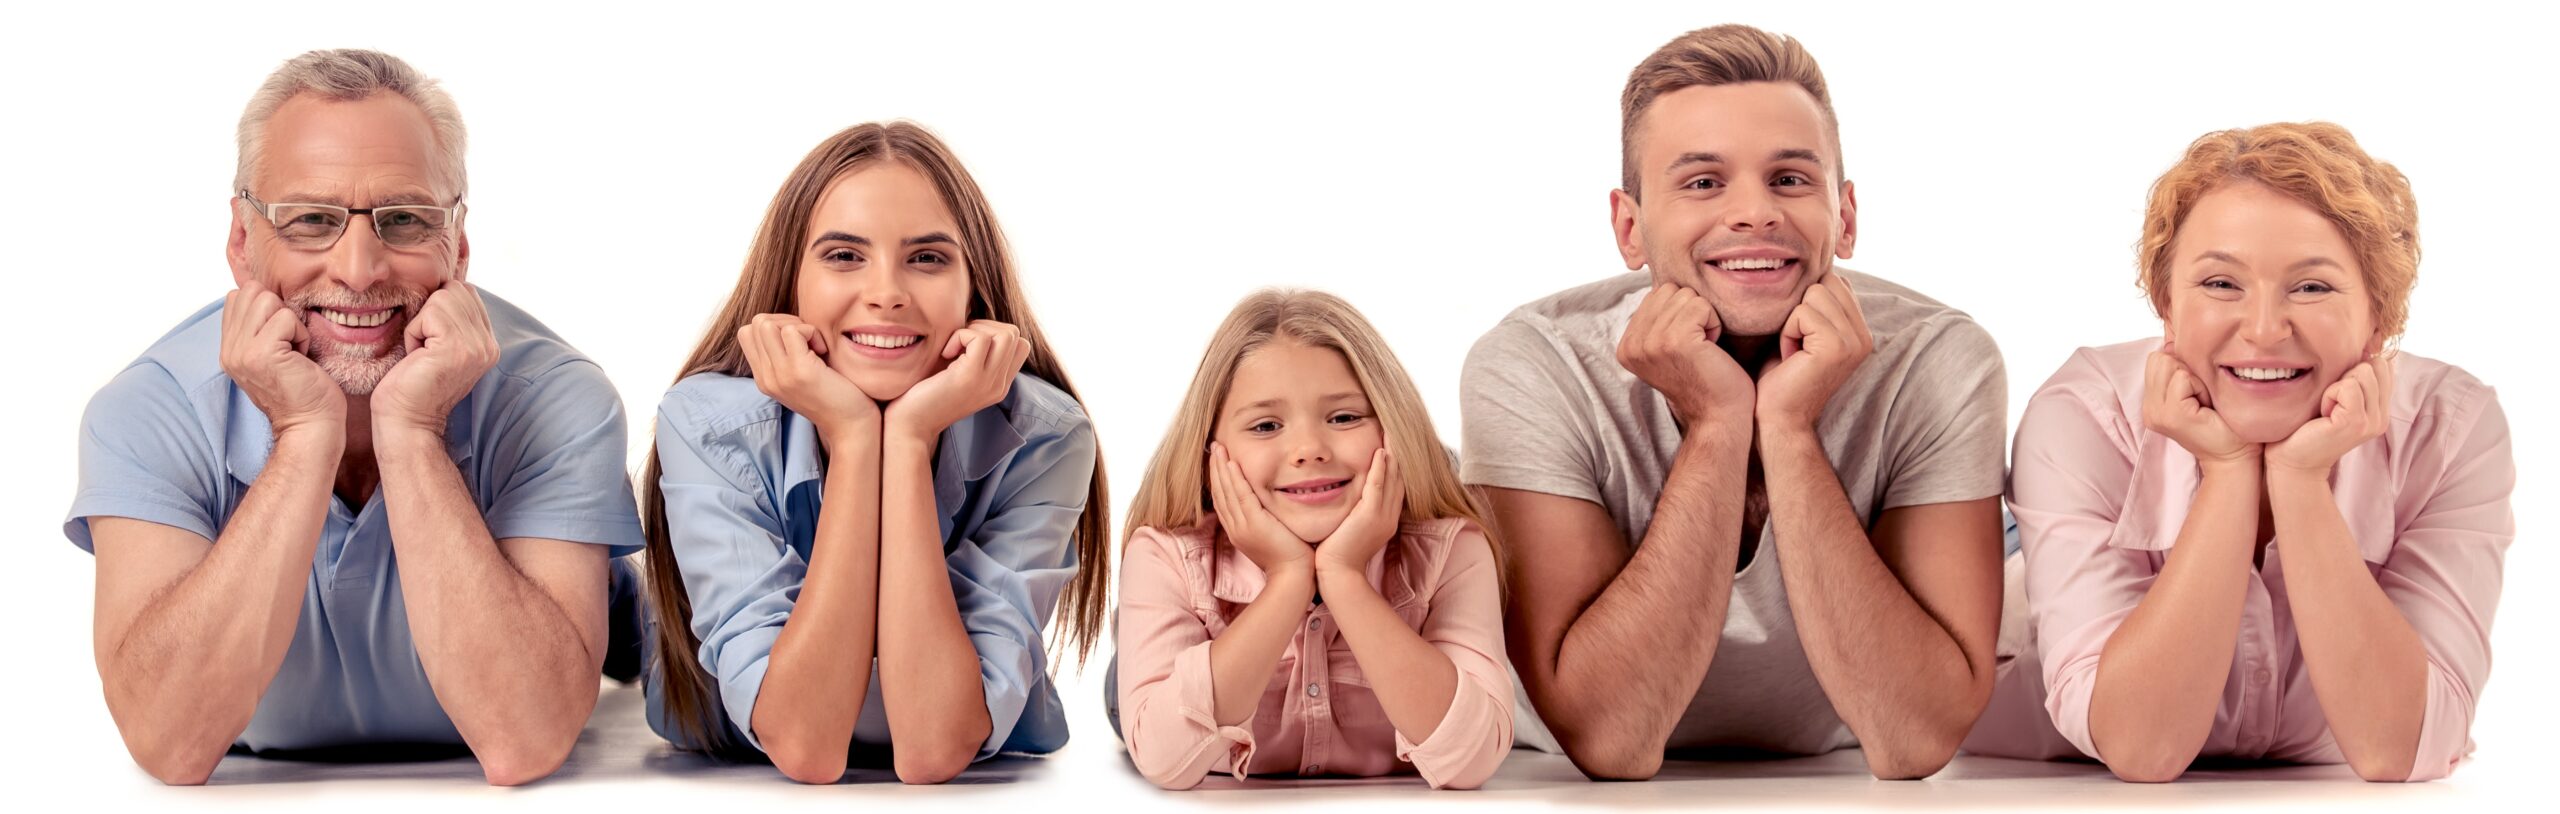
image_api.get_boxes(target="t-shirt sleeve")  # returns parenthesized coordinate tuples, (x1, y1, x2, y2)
(1879, 317, 2008, 510)
(480, 360, 645, 556)
(65, 363, 225, 550)
(1457, 317, 1607, 504)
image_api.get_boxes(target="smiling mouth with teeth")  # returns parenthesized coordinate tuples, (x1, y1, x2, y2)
(316, 307, 400, 329)
(1277, 479, 1350, 496)
(848, 333, 922, 349)
(2225, 366, 2310, 382)
(1716, 257, 1795, 271)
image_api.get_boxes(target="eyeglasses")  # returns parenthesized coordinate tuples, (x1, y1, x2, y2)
(236, 189, 464, 251)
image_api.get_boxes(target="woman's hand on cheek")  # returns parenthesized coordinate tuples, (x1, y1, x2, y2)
(1315, 448, 1402, 580)
(2268, 353, 2394, 479)
(1209, 442, 1312, 577)
(739, 314, 879, 447)
(2142, 343, 2257, 469)
(884, 319, 1029, 444)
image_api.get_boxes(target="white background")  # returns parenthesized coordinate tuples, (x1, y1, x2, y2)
(2, 0, 2552, 810)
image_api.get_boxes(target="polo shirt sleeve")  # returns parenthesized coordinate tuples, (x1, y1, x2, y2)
(66, 363, 224, 550)
(480, 359, 644, 555)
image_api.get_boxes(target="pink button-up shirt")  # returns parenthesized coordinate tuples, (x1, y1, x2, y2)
(1964, 340, 2513, 780)
(1115, 515, 1512, 789)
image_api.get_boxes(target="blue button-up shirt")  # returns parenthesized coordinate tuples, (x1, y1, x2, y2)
(65, 289, 644, 752)
(642, 371, 1092, 760)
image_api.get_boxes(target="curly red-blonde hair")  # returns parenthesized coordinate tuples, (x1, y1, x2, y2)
(2137, 122, 2419, 342)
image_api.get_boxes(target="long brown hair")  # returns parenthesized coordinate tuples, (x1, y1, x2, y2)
(1122, 289, 1495, 570)
(643, 121, 1110, 752)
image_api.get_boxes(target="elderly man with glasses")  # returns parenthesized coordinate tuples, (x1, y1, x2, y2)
(65, 49, 643, 786)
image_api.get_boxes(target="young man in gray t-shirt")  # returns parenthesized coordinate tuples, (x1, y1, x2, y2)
(1459, 25, 2007, 780)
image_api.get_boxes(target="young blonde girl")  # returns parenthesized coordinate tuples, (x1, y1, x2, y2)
(1115, 289, 1511, 789)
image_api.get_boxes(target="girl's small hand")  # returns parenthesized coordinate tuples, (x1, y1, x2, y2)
(1315, 449, 1402, 580)
(1209, 442, 1312, 577)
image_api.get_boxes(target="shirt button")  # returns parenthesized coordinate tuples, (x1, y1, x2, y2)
(1306, 683, 1322, 698)
(1310, 618, 1321, 629)
(2256, 669, 2275, 685)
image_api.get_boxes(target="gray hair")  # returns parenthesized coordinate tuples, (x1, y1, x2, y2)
(233, 49, 467, 198)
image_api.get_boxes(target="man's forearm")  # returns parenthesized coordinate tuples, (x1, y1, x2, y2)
(99, 427, 340, 784)
(1539, 422, 1750, 771)
(1758, 424, 1985, 778)
(375, 429, 600, 784)
(874, 433, 992, 784)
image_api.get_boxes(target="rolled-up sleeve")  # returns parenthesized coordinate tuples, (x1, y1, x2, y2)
(1115, 527, 1255, 789)
(2010, 375, 2153, 763)
(1392, 524, 1514, 790)
(948, 418, 1095, 760)
(656, 398, 800, 754)
(2381, 392, 2513, 781)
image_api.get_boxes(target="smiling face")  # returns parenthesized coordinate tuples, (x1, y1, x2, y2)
(1213, 339, 1385, 543)
(793, 162, 974, 401)
(1615, 81, 1855, 337)
(2162, 180, 2380, 444)
(228, 92, 467, 395)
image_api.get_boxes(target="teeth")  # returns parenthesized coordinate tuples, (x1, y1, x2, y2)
(321, 309, 393, 328)
(849, 333, 920, 349)
(1717, 257, 1789, 270)
(2231, 366, 2307, 381)
(1279, 481, 1346, 494)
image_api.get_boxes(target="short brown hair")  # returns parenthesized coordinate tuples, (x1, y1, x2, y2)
(1621, 24, 1839, 197)
(2137, 122, 2419, 342)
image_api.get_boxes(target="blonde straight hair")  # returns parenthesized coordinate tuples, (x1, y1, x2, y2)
(1123, 289, 1493, 562)
(643, 121, 1109, 753)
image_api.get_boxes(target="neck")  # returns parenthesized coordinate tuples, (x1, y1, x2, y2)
(1720, 332, 1782, 376)
(335, 394, 379, 507)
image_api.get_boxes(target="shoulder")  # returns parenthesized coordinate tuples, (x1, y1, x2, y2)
(477, 287, 611, 385)
(1841, 269, 2002, 370)
(2389, 352, 2503, 454)
(1466, 272, 1647, 381)
(1395, 516, 1491, 580)
(658, 372, 790, 450)
(1001, 372, 1093, 444)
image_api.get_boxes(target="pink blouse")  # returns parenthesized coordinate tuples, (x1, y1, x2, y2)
(1115, 515, 1512, 789)
(1965, 339, 2513, 780)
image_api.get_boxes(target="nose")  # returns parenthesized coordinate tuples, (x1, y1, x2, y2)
(323, 213, 394, 292)
(857, 262, 912, 312)
(1725, 184, 1782, 234)
(1287, 429, 1332, 468)
(2241, 289, 2294, 347)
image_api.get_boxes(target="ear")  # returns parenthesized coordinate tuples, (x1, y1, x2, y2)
(2364, 328, 2385, 359)
(227, 197, 254, 288)
(1834, 179, 1859, 260)
(1610, 187, 1646, 271)
(451, 210, 471, 282)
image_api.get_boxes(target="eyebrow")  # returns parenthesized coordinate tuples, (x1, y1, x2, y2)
(1665, 148, 1826, 176)
(1224, 391, 1369, 420)
(904, 232, 957, 248)
(810, 231, 960, 250)
(2191, 250, 2347, 274)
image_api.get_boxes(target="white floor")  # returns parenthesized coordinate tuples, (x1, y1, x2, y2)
(11, 679, 2533, 813)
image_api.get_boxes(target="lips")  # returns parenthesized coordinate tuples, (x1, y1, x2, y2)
(841, 325, 926, 360)
(306, 306, 403, 348)
(1273, 477, 1352, 505)
(1706, 253, 1801, 285)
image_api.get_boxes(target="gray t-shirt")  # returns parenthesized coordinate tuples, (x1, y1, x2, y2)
(1459, 268, 2006, 756)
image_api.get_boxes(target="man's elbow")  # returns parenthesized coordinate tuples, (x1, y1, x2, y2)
(475, 738, 575, 786)
(894, 738, 978, 785)
(1555, 729, 1664, 781)
(1859, 729, 1962, 780)
(129, 737, 225, 786)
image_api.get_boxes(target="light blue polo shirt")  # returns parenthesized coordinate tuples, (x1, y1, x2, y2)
(642, 371, 1092, 761)
(66, 288, 644, 753)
